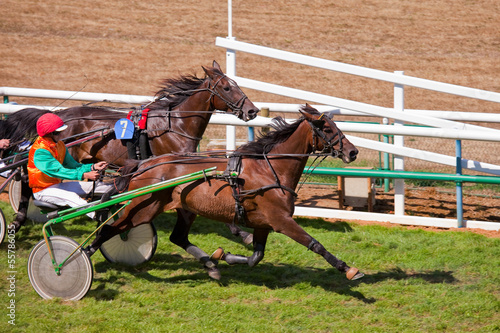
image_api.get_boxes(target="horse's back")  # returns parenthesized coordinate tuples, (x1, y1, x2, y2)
(56, 106, 126, 137)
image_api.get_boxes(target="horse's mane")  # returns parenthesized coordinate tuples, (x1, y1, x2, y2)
(150, 66, 224, 110)
(0, 108, 52, 146)
(237, 105, 320, 155)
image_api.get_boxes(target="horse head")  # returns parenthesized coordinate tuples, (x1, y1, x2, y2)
(300, 104, 358, 163)
(202, 61, 259, 122)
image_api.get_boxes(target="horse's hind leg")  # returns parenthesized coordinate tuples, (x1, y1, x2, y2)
(86, 221, 125, 256)
(212, 228, 269, 268)
(170, 209, 221, 280)
(226, 224, 253, 245)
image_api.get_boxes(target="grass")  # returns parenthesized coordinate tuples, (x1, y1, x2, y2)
(1, 200, 498, 332)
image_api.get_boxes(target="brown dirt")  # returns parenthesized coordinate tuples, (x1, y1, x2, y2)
(1, 1, 499, 236)
(297, 184, 500, 238)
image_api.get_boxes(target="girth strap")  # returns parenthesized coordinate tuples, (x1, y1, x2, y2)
(223, 153, 246, 226)
(220, 152, 298, 227)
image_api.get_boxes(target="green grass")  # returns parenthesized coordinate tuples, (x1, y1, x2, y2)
(1, 201, 499, 332)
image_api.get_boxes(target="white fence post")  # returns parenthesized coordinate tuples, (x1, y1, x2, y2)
(394, 71, 405, 216)
(225, 36, 237, 151)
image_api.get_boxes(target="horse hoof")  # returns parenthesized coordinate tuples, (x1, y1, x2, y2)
(242, 233, 253, 245)
(210, 247, 225, 261)
(206, 267, 221, 280)
(346, 267, 364, 280)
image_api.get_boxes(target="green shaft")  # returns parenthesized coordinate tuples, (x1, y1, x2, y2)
(47, 167, 218, 223)
(42, 167, 219, 274)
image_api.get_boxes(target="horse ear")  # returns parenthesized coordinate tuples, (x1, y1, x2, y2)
(299, 104, 315, 120)
(212, 60, 222, 71)
(202, 65, 214, 78)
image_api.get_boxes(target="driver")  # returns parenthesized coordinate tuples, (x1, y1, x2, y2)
(26, 113, 113, 220)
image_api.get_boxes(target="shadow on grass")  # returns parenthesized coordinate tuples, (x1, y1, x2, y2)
(91, 252, 456, 304)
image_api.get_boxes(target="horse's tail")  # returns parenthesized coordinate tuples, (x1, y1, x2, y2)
(0, 108, 52, 142)
(101, 159, 141, 201)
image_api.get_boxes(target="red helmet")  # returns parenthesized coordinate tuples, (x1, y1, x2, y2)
(36, 113, 68, 137)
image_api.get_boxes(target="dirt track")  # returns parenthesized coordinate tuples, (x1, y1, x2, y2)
(297, 184, 500, 238)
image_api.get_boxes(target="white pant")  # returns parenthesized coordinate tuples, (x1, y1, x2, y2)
(33, 181, 114, 219)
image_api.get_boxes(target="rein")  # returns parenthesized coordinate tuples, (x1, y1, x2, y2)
(128, 73, 250, 142)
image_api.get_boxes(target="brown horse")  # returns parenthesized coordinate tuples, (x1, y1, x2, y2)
(88, 104, 364, 281)
(10, 61, 258, 240)
(57, 61, 258, 166)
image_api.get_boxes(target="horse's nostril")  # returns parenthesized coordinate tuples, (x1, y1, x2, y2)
(350, 150, 358, 159)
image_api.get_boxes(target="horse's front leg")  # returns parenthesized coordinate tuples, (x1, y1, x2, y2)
(170, 209, 221, 280)
(211, 228, 269, 267)
(277, 217, 364, 280)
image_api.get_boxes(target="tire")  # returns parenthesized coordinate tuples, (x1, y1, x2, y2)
(27, 236, 93, 300)
(8, 179, 22, 213)
(100, 222, 158, 266)
(0, 208, 6, 245)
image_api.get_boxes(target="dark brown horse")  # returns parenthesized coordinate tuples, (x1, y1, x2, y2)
(10, 61, 259, 240)
(0, 108, 52, 156)
(88, 104, 364, 281)
(57, 61, 258, 166)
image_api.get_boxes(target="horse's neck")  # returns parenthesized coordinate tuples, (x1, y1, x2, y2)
(266, 123, 313, 188)
(150, 90, 213, 154)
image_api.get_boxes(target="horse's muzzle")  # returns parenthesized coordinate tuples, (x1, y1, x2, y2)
(341, 147, 358, 163)
(242, 106, 259, 122)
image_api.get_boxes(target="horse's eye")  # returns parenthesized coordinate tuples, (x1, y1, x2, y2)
(223, 86, 231, 92)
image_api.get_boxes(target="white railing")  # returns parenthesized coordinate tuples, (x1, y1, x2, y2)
(1, 89, 499, 230)
(1, 36, 499, 230)
(215, 37, 500, 231)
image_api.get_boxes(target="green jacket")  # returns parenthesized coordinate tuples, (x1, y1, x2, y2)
(33, 147, 92, 181)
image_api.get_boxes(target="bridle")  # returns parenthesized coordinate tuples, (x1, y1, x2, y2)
(206, 74, 249, 119)
(307, 113, 345, 158)
(141, 72, 250, 141)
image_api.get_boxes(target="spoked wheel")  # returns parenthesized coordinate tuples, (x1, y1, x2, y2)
(28, 236, 93, 300)
(8, 179, 22, 213)
(0, 208, 6, 244)
(99, 210, 158, 266)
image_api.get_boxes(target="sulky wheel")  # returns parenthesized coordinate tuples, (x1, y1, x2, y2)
(0, 208, 5, 244)
(28, 236, 93, 300)
(99, 210, 158, 266)
(8, 179, 22, 213)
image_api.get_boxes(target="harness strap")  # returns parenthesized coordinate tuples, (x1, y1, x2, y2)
(137, 108, 150, 130)
(219, 152, 300, 227)
(125, 108, 152, 160)
(222, 153, 246, 226)
(239, 184, 298, 198)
